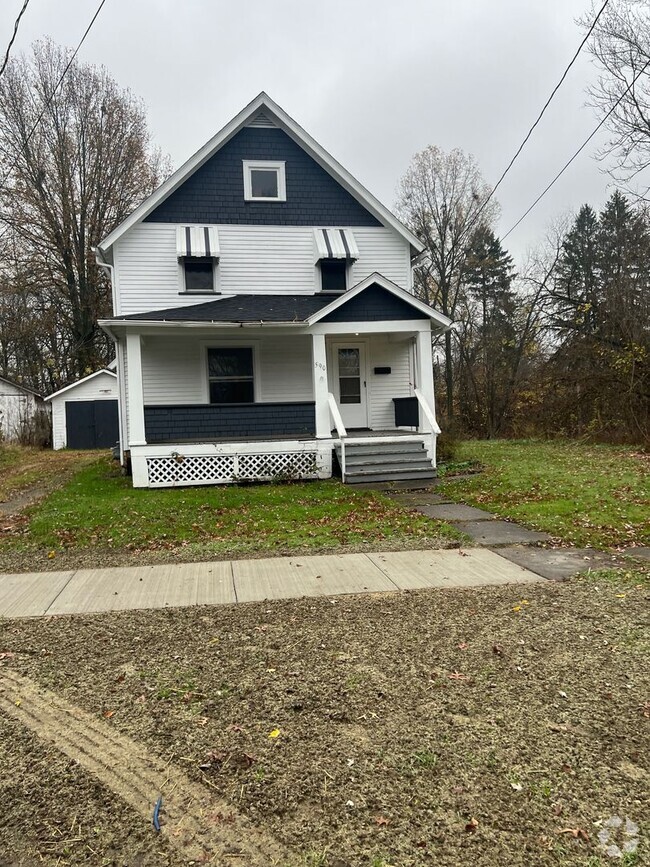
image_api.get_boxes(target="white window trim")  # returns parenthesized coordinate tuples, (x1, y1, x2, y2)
(316, 259, 350, 295)
(202, 340, 261, 404)
(243, 160, 286, 202)
(179, 258, 220, 295)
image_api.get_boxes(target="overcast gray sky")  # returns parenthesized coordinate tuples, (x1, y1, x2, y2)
(1, 0, 616, 262)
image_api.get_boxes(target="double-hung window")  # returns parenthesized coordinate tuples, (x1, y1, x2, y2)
(207, 347, 255, 403)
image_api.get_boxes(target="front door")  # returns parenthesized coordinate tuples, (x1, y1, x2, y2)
(332, 343, 368, 429)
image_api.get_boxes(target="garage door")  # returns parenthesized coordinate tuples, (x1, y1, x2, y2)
(65, 400, 119, 449)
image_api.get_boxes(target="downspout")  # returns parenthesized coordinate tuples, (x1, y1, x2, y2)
(94, 247, 127, 465)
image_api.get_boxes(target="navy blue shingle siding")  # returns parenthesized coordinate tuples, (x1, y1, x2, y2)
(144, 402, 316, 442)
(322, 285, 429, 322)
(145, 128, 381, 227)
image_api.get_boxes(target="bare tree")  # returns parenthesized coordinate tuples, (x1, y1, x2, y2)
(396, 146, 498, 420)
(584, 0, 650, 190)
(0, 39, 169, 383)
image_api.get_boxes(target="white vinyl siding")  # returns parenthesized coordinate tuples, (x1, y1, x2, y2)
(114, 223, 412, 315)
(367, 336, 414, 430)
(140, 335, 314, 406)
(50, 372, 118, 450)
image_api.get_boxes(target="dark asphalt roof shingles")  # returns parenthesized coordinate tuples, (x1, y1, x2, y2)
(115, 294, 332, 323)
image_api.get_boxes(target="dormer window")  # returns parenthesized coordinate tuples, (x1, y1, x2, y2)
(177, 226, 220, 294)
(320, 259, 348, 293)
(314, 228, 359, 294)
(243, 160, 286, 201)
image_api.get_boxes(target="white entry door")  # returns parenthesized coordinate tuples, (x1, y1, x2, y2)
(332, 343, 368, 429)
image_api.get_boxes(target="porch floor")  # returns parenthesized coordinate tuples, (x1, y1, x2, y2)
(144, 429, 419, 445)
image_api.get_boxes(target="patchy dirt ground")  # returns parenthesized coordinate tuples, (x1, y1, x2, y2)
(0, 447, 99, 516)
(0, 569, 647, 866)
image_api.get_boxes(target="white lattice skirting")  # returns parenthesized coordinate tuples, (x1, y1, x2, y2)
(144, 450, 321, 488)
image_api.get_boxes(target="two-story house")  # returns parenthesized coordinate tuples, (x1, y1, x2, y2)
(97, 93, 451, 488)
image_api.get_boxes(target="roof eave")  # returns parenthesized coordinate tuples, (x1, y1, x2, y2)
(98, 318, 307, 329)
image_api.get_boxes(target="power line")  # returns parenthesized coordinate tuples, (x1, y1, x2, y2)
(0, 0, 108, 197)
(478, 0, 610, 221)
(502, 58, 650, 240)
(0, 0, 31, 80)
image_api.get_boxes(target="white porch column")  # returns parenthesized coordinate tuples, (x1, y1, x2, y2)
(311, 333, 330, 438)
(415, 328, 436, 432)
(126, 331, 147, 446)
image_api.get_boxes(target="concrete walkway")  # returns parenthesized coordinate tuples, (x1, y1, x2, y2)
(0, 548, 543, 618)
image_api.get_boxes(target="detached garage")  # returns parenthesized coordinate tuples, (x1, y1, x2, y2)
(47, 369, 119, 450)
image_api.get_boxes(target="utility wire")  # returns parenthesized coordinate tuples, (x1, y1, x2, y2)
(0, 0, 31, 80)
(0, 0, 108, 196)
(502, 58, 650, 240)
(477, 0, 610, 222)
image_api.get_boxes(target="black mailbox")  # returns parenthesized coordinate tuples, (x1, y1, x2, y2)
(374, 366, 391, 375)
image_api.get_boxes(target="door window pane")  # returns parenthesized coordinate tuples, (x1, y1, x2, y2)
(338, 348, 361, 404)
(338, 348, 359, 376)
(339, 378, 361, 404)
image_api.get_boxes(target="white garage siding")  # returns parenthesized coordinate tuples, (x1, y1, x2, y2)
(0, 378, 45, 442)
(49, 371, 118, 450)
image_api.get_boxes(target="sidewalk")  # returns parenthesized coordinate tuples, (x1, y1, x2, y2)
(0, 548, 543, 618)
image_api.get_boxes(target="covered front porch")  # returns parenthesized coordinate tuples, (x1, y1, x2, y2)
(100, 276, 447, 488)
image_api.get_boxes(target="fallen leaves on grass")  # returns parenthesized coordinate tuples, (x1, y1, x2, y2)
(465, 817, 479, 833)
(375, 816, 391, 827)
(268, 728, 281, 739)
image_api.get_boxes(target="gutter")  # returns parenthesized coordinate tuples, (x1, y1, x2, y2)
(97, 319, 307, 330)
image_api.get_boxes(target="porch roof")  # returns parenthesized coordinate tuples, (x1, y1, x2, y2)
(111, 294, 331, 324)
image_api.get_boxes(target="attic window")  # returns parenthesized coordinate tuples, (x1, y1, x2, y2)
(243, 160, 286, 202)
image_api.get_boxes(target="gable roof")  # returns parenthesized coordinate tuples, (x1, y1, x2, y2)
(45, 369, 117, 402)
(308, 273, 452, 330)
(98, 93, 423, 257)
(0, 375, 43, 399)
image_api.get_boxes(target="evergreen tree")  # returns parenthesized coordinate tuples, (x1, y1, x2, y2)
(546, 191, 650, 440)
(458, 227, 517, 437)
(553, 204, 600, 336)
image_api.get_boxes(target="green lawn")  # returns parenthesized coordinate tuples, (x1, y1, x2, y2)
(439, 440, 649, 550)
(1, 455, 460, 570)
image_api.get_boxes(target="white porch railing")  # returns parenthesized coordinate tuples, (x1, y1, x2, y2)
(414, 387, 441, 466)
(327, 392, 347, 477)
